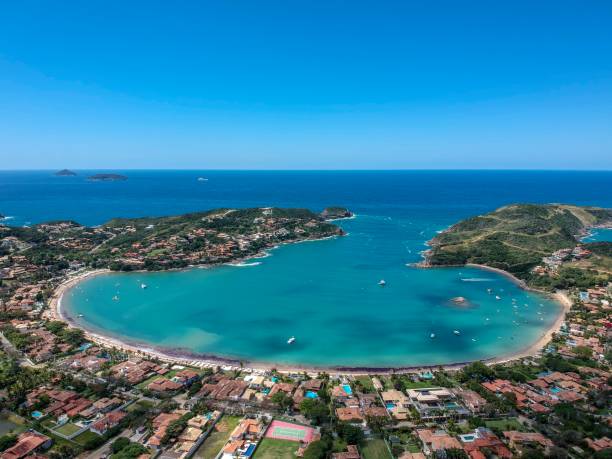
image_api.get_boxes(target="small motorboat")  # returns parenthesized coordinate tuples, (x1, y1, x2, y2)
(430, 333, 436, 339)
(197, 177, 208, 182)
(287, 336, 296, 345)
(453, 330, 461, 335)
(77, 314, 84, 318)
(495, 295, 501, 300)
(141, 283, 147, 289)
(112, 295, 119, 301)
(378, 280, 386, 286)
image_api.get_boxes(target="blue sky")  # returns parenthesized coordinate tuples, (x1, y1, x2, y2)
(1, 1, 611, 169)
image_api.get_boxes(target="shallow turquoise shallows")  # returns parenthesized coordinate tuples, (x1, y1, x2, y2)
(64, 214, 561, 368)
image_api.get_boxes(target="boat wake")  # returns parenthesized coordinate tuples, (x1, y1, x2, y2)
(229, 261, 262, 267)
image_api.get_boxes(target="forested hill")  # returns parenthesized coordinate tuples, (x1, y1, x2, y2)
(422, 204, 612, 289)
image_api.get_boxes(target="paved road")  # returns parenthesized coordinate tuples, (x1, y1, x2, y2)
(84, 428, 133, 459)
(0, 331, 36, 367)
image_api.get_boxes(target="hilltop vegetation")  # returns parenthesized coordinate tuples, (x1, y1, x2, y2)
(423, 204, 612, 288)
(1, 207, 345, 275)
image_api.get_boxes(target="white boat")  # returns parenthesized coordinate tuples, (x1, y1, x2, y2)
(453, 330, 461, 335)
(77, 314, 84, 318)
(197, 177, 208, 181)
(487, 288, 492, 294)
(112, 295, 119, 301)
(430, 333, 436, 339)
(141, 283, 147, 289)
(287, 336, 296, 345)
(378, 280, 386, 286)
(495, 295, 501, 300)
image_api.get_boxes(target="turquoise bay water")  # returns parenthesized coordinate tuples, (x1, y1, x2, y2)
(582, 228, 612, 242)
(4, 170, 610, 368)
(65, 214, 561, 368)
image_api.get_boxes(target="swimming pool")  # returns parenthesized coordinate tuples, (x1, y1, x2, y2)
(386, 403, 396, 410)
(305, 391, 318, 399)
(342, 384, 353, 395)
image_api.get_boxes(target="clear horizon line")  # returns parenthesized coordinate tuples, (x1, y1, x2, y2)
(1, 168, 612, 172)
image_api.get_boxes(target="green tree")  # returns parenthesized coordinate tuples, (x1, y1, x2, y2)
(0, 434, 17, 452)
(336, 423, 364, 445)
(271, 391, 293, 411)
(303, 439, 332, 459)
(299, 398, 330, 425)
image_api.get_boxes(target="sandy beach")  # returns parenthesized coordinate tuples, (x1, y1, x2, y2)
(49, 260, 574, 375)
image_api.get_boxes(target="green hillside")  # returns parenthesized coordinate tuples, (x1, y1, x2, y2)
(423, 204, 612, 287)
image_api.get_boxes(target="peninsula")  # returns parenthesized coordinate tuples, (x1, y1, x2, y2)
(0, 207, 346, 276)
(422, 203, 612, 290)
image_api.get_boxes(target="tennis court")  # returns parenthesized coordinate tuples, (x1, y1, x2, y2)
(264, 420, 315, 443)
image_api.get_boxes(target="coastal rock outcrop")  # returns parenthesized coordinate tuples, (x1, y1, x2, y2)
(321, 207, 353, 220)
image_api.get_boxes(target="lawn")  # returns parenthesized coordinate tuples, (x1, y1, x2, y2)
(54, 422, 82, 436)
(73, 430, 102, 446)
(193, 415, 242, 459)
(354, 376, 375, 392)
(402, 380, 436, 389)
(253, 438, 299, 459)
(485, 418, 524, 431)
(361, 439, 392, 459)
(127, 399, 155, 412)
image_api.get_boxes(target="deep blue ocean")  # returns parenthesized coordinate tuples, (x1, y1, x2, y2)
(2, 170, 611, 367)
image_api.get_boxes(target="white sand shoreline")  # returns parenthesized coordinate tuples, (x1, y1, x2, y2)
(50, 262, 572, 375)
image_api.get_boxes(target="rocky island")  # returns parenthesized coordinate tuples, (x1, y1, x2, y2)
(422, 203, 612, 290)
(54, 169, 77, 176)
(87, 173, 128, 181)
(321, 206, 354, 220)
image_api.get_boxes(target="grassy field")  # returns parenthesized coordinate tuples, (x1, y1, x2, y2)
(73, 430, 102, 446)
(127, 399, 156, 412)
(485, 418, 524, 431)
(193, 415, 242, 459)
(354, 376, 375, 392)
(253, 438, 299, 459)
(54, 422, 82, 436)
(361, 439, 392, 459)
(402, 380, 436, 389)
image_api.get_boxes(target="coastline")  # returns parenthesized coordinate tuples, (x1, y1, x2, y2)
(50, 260, 573, 375)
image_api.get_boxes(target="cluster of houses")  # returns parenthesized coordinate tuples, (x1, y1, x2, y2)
(532, 245, 593, 275)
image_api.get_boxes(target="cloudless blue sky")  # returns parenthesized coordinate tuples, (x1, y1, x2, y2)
(1, 0, 611, 169)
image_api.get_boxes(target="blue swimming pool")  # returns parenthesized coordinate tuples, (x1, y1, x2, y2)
(305, 391, 318, 399)
(386, 403, 396, 410)
(244, 443, 256, 457)
(550, 387, 562, 394)
(342, 384, 353, 395)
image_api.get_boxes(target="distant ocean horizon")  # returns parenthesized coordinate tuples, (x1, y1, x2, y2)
(3, 170, 612, 367)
